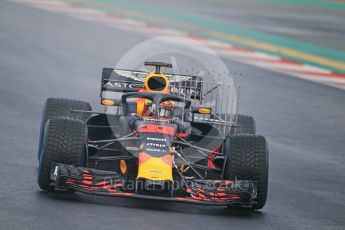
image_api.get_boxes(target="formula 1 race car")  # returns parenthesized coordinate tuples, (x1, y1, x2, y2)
(37, 61, 269, 210)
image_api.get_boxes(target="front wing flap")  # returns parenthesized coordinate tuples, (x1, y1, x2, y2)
(50, 163, 257, 207)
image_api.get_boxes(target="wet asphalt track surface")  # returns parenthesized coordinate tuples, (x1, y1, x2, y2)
(0, 1, 345, 230)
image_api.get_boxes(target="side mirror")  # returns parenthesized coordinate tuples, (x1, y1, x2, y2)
(191, 106, 212, 114)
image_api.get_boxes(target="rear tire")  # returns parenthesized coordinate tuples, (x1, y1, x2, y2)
(224, 135, 268, 210)
(38, 98, 91, 160)
(234, 114, 255, 135)
(37, 117, 87, 191)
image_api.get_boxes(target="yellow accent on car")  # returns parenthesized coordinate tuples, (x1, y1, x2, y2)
(136, 72, 170, 115)
(136, 98, 146, 116)
(198, 108, 212, 114)
(101, 99, 114, 106)
(144, 72, 169, 93)
(137, 156, 173, 181)
(120, 160, 127, 175)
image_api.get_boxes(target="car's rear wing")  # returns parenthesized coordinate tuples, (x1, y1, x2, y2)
(101, 68, 203, 100)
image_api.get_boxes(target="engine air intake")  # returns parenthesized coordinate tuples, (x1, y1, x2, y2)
(146, 76, 168, 91)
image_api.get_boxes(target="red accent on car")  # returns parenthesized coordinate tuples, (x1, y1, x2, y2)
(160, 155, 173, 167)
(133, 130, 139, 136)
(177, 132, 187, 138)
(138, 152, 152, 164)
(139, 124, 175, 135)
(208, 152, 216, 169)
(207, 146, 220, 169)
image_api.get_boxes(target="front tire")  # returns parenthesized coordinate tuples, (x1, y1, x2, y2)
(224, 135, 269, 210)
(38, 98, 91, 160)
(37, 117, 87, 191)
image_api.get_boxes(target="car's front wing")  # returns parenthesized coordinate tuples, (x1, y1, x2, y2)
(50, 163, 257, 207)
